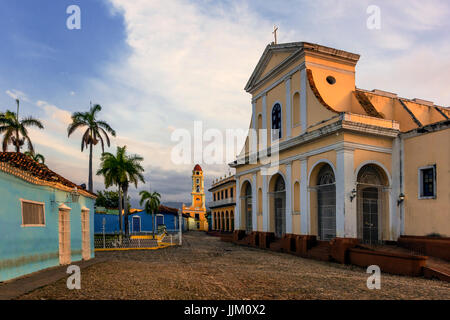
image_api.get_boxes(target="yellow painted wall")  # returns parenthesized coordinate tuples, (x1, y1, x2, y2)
(260, 51, 293, 78)
(305, 63, 355, 113)
(403, 129, 450, 236)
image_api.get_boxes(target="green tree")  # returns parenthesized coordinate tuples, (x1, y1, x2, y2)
(67, 103, 116, 192)
(139, 190, 161, 239)
(24, 151, 45, 164)
(97, 146, 145, 237)
(95, 190, 123, 209)
(0, 99, 44, 152)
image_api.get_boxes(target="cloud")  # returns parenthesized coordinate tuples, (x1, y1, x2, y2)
(6, 89, 29, 102)
(5, 1, 448, 204)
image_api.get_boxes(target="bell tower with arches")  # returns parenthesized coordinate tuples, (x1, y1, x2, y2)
(182, 164, 208, 231)
(191, 164, 205, 209)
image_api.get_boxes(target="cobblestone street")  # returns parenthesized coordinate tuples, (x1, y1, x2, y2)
(18, 232, 450, 300)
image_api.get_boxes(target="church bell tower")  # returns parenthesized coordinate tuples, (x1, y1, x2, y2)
(191, 164, 205, 209)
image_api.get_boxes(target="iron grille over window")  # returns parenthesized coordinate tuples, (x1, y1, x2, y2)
(22, 201, 45, 226)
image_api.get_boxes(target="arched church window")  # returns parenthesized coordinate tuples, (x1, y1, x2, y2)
(272, 103, 282, 139)
(274, 175, 285, 192)
(317, 165, 335, 185)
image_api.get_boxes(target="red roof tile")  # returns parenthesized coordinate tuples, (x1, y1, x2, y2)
(0, 152, 96, 198)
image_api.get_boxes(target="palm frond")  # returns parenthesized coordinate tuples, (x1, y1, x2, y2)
(21, 117, 44, 129)
(67, 120, 87, 137)
(97, 120, 116, 137)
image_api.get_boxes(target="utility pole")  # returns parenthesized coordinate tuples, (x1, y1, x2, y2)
(178, 209, 182, 245)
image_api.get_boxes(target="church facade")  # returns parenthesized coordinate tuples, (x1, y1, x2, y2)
(182, 164, 208, 231)
(230, 42, 450, 245)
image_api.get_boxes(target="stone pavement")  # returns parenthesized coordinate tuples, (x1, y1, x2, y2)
(0, 257, 109, 300)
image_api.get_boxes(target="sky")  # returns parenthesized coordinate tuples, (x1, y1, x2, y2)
(0, 0, 449, 207)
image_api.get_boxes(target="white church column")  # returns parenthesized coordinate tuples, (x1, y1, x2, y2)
(391, 136, 403, 239)
(252, 173, 257, 231)
(285, 77, 292, 138)
(252, 100, 256, 130)
(336, 147, 356, 238)
(300, 67, 307, 134)
(300, 158, 309, 234)
(235, 176, 241, 230)
(262, 94, 268, 146)
(262, 173, 269, 232)
(285, 162, 293, 234)
(262, 94, 267, 130)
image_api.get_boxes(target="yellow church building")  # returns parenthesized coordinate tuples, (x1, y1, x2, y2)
(182, 164, 208, 231)
(230, 41, 450, 248)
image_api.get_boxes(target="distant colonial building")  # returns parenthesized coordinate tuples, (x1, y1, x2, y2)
(208, 173, 236, 233)
(230, 41, 450, 245)
(182, 164, 208, 231)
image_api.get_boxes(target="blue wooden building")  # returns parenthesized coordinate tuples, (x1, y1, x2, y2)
(0, 152, 96, 282)
(94, 205, 188, 234)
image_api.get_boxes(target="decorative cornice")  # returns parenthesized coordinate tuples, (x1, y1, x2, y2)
(234, 140, 392, 178)
(230, 114, 398, 169)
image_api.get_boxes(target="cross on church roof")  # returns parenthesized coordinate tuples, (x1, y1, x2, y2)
(272, 25, 278, 44)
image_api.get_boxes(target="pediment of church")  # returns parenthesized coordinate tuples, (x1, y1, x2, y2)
(245, 42, 304, 92)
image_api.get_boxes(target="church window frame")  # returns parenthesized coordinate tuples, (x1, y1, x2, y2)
(271, 102, 282, 141)
(418, 165, 436, 199)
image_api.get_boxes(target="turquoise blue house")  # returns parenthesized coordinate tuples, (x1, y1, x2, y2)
(94, 205, 188, 234)
(0, 152, 97, 282)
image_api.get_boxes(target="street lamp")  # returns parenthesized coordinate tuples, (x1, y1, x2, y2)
(350, 188, 357, 202)
(397, 193, 405, 206)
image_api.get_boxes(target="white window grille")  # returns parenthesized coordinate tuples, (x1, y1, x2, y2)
(21, 199, 45, 226)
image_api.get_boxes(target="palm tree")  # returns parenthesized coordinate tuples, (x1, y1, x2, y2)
(24, 151, 45, 164)
(0, 99, 44, 153)
(121, 152, 145, 236)
(67, 103, 116, 192)
(139, 190, 161, 239)
(97, 146, 145, 237)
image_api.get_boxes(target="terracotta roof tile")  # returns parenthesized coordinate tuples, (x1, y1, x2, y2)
(0, 152, 96, 198)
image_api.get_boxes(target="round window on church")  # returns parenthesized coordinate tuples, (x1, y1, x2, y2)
(326, 76, 336, 85)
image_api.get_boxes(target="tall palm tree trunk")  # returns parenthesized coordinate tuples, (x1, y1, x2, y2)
(88, 142, 93, 192)
(15, 100, 20, 153)
(118, 186, 123, 241)
(15, 130, 20, 152)
(152, 211, 155, 239)
(123, 185, 129, 236)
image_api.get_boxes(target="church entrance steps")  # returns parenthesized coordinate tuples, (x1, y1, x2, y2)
(423, 266, 450, 282)
(268, 238, 284, 252)
(229, 231, 449, 281)
(398, 236, 450, 261)
(305, 241, 331, 261)
(206, 231, 234, 242)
